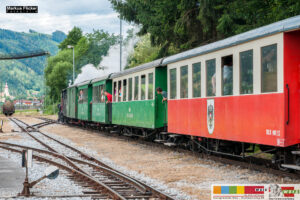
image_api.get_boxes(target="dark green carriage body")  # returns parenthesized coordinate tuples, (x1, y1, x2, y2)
(66, 86, 78, 119)
(111, 59, 167, 129)
(77, 81, 92, 121)
(91, 77, 112, 124)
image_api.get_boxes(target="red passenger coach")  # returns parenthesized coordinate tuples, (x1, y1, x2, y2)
(161, 16, 300, 169)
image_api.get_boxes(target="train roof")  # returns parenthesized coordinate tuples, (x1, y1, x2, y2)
(75, 80, 91, 87)
(110, 58, 164, 79)
(91, 73, 113, 83)
(162, 15, 300, 65)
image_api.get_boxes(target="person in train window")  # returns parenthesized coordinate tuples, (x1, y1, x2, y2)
(79, 90, 83, 102)
(222, 59, 233, 95)
(100, 88, 105, 102)
(156, 87, 167, 102)
(119, 87, 122, 97)
(105, 91, 112, 103)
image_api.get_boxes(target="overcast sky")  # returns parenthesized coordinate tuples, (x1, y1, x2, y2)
(0, 0, 132, 35)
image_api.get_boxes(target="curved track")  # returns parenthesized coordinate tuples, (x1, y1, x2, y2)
(7, 117, 174, 200)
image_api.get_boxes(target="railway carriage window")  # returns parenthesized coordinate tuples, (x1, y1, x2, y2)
(192, 62, 201, 98)
(123, 80, 127, 101)
(92, 86, 99, 103)
(83, 89, 88, 103)
(221, 55, 233, 96)
(170, 68, 177, 99)
(180, 66, 188, 98)
(79, 89, 88, 103)
(261, 44, 277, 93)
(148, 73, 154, 100)
(206, 59, 216, 97)
(100, 85, 105, 102)
(141, 75, 146, 100)
(134, 76, 139, 100)
(113, 82, 117, 102)
(118, 80, 122, 102)
(128, 78, 132, 101)
(240, 50, 253, 94)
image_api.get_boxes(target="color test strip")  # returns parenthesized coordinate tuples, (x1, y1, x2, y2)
(213, 186, 264, 194)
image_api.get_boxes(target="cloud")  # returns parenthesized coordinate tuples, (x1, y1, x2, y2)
(0, 0, 133, 34)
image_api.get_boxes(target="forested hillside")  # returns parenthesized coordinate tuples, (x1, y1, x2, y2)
(0, 29, 66, 98)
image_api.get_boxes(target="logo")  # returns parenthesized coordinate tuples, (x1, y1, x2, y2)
(207, 99, 214, 134)
(128, 107, 131, 112)
(212, 184, 300, 200)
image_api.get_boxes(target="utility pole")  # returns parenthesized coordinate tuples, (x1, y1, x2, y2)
(67, 45, 75, 83)
(120, 1, 122, 72)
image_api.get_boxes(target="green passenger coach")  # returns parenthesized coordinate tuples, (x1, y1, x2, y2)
(77, 80, 92, 121)
(91, 75, 112, 124)
(66, 85, 78, 119)
(111, 59, 167, 136)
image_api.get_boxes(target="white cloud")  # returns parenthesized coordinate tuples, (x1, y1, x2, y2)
(0, 0, 133, 35)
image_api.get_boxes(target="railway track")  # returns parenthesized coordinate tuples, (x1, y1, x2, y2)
(36, 117, 300, 181)
(3, 117, 175, 200)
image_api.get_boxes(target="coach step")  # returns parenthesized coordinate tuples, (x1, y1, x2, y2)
(281, 164, 300, 171)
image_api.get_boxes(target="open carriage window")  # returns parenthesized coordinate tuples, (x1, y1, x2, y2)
(261, 44, 277, 93)
(79, 88, 88, 103)
(123, 79, 127, 101)
(221, 55, 233, 96)
(118, 80, 122, 102)
(113, 82, 117, 102)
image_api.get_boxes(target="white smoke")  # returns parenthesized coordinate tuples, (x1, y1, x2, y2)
(73, 29, 139, 85)
(73, 64, 102, 85)
(97, 34, 139, 76)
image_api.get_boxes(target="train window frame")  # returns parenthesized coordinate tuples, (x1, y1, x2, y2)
(261, 43, 277, 93)
(118, 80, 122, 102)
(113, 82, 117, 102)
(141, 74, 146, 100)
(123, 79, 127, 102)
(134, 76, 139, 100)
(92, 85, 99, 103)
(148, 72, 154, 100)
(79, 88, 88, 104)
(240, 49, 253, 95)
(170, 68, 177, 99)
(128, 78, 133, 101)
(180, 65, 188, 99)
(206, 59, 216, 97)
(192, 62, 201, 98)
(221, 55, 233, 96)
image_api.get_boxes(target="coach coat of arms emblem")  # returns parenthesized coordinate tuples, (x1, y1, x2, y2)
(207, 99, 214, 134)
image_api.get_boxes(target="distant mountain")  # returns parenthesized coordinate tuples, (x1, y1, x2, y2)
(0, 29, 66, 99)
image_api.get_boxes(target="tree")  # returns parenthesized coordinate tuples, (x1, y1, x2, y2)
(109, 0, 300, 56)
(45, 29, 118, 101)
(47, 61, 73, 99)
(127, 34, 161, 69)
(58, 27, 83, 50)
